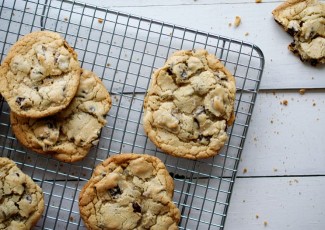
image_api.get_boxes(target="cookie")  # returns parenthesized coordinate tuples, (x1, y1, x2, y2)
(0, 157, 44, 229)
(0, 30, 81, 118)
(143, 49, 236, 159)
(79, 153, 180, 230)
(272, 0, 325, 65)
(10, 69, 111, 162)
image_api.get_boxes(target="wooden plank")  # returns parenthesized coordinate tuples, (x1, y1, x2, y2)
(237, 90, 325, 177)
(226, 176, 325, 230)
(76, 0, 325, 90)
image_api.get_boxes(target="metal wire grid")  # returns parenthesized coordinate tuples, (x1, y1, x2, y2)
(0, 0, 264, 229)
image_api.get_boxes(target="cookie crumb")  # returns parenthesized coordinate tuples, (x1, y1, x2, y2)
(299, 89, 305, 95)
(313, 102, 316, 106)
(256, 214, 259, 219)
(270, 120, 273, 124)
(244, 32, 249, 36)
(273, 168, 278, 172)
(243, 168, 248, 173)
(281, 100, 288, 106)
(106, 63, 110, 67)
(98, 18, 104, 23)
(64, 17, 68, 21)
(234, 16, 241, 27)
(69, 216, 74, 221)
(264, 221, 268, 226)
(256, 0, 262, 3)
(228, 22, 232, 27)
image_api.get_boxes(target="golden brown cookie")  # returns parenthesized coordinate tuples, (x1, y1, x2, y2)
(272, 0, 325, 65)
(143, 49, 236, 159)
(0, 157, 44, 229)
(0, 31, 81, 118)
(10, 69, 111, 162)
(79, 153, 180, 230)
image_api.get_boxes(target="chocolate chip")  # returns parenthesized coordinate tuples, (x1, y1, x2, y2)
(15, 97, 25, 106)
(108, 186, 122, 198)
(193, 117, 200, 128)
(42, 45, 47, 52)
(198, 135, 212, 143)
(166, 68, 173, 76)
(180, 70, 187, 79)
(16, 173, 20, 177)
(310, 59, 318, 66)
(132, 202, 141, 213)
(25, 195, 32, 203)
(47, 122, 54, 129)
(287, 27, 296, 36)
(89, 106, 95, 112)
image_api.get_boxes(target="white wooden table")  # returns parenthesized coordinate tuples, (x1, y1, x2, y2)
(1, 1, 324, 229)
(92, 1, 325, 230)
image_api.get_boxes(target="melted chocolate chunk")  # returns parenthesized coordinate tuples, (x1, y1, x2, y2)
(15, 97, 25, 106)
(25, 195, 32, 203)
(166, 68, 173, 76)
(132, 202, 141, 213)
(108, 186, 122, 198)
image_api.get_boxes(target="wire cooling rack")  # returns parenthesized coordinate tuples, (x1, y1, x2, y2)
(0, 0, 264, 229)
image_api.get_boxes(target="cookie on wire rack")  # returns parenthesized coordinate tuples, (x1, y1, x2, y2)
(0, 157, 44, 229)
(10, 69, 111, 162)
(0, 30, 81, 118)
(272, 0, 325, 65)
(143, 49, 236, 159)
(79, 153, 180, 230)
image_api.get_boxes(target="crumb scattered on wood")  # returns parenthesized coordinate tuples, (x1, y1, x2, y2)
(234, 16, 241, 27)
(98, 18, 104, 23)
(299, 89, 305, 95)
(243, 168, 248, 173)
(256, 0, 262, 3)
(264, 221, 268, 226)
(273, 168, 278, 172)
(280, 100, 288, 106)
(69, 216, 74, 221)
(244, 32, 249, 36)
(228, 22, 232, 27)
(256, 214, 259, 219)
(106, 63, 110, 67)
(64, 17, 68, 21)
(313, 102, 316, 106)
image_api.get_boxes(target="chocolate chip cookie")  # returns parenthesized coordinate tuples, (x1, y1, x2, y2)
(79, 153, 180, 230)
(0, 157, 44, 229)
(0, 31, 81, 118)
(143, 49, 236, 159)
(272, 0, 325, 65)
(10, 69, 111, 162)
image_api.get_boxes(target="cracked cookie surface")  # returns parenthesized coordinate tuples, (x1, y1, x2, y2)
(0, 157, 44, 230)
(0, 31, 81, 118)
(79, 153, 180, 230)
(143, 49, 236, 159)
(10, 69, 111, 162)
(272, 0, 325, 65)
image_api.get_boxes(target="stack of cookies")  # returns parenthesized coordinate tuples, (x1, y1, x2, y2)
(0, 31, 112, 163)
